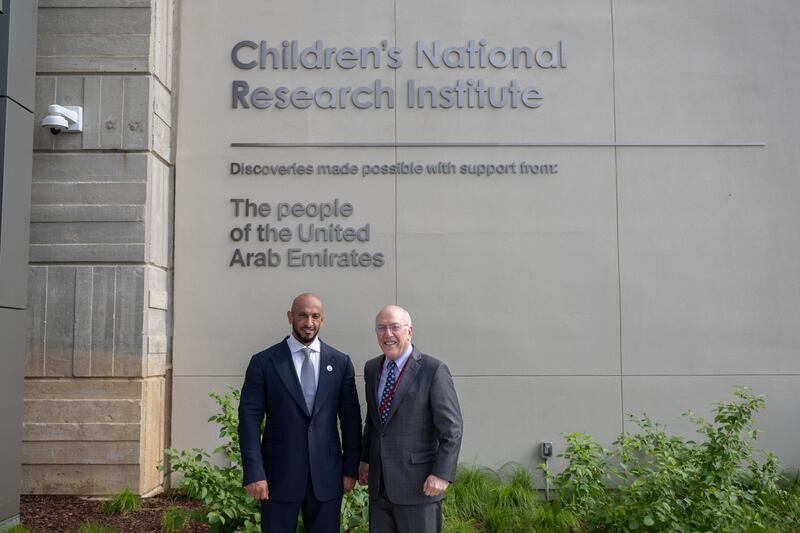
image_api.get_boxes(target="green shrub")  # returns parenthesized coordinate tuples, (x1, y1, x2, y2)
(100, 488, 141, 515)
(76, 523, 116, 533)
(161, 506, 195, 532)
(443, 465, 581, 533)
(162, 387, 261, 533)
(340, 483, 369, 533)
(546, 387, 797, 532)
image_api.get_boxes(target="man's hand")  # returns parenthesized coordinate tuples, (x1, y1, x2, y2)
(245, 480, 269, 500)
(358, 462, 369, 485)
(423, 474, 449, 497)
(343, 476, 356, 493)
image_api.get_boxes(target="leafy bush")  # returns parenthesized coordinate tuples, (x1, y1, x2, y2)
(546, 387, 798, 532)
(161, 506, 193, 532)
(162, 387, 261, 533)
(340, 483, 369, 533)
(99, 488, 141, 515)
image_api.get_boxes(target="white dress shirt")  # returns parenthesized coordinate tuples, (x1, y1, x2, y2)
(286, 335, 320, 386)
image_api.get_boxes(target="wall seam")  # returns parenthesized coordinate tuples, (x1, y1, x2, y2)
(393, 0, 399, 304)
(610, 0, 625, 433)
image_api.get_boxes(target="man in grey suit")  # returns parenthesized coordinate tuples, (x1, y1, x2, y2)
(358, 305, 463, 533)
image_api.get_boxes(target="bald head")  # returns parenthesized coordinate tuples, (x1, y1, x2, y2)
(375, 305, 412, 326)
(291, 292, 323, 314)
(288, 293, 324, 345)
(375, 305, 413, 360)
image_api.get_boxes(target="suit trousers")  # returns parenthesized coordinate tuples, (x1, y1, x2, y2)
(368, 473, 442, 533)
(260, 474, 342, 533)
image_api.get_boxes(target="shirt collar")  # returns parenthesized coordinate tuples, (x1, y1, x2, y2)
(384, 344, 413, 370)
(286, 334, 321, 355)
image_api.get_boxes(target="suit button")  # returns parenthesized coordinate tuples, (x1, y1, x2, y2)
(308, 427, 313, 432)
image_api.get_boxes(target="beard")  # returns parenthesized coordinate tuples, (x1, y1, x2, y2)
(292, 324, 317, 344)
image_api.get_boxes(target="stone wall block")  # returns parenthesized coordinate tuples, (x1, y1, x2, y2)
(122, 76, 150, 149)
(39, 2, 150, 8)
(152, 113, 171, 162)
(147, 308, 166, 337)
(151, 77, 172, 161)
(44, 267, 76, 377)
(152, 77, 171, 128)
(140, 377, 165, 492)
(91, 267, 116, 376)
(32, 153, 149, 182)
(31, 182, 147, 205)
(23, 441, 140, 465)
(148, 290, 167, 310)
(151, 0, 174, 89)
(30, 221, 145, 246)
(37, 6, 150, 73)
(24, 422, 140, 441)
(113, 266, 145, 376)
(73, 268, 94, 376)
(81, 77, 102, 148)
(25, 267, 47, 377)
(147, 336, 167, 354)
(98, 76, 125, 149)
(38, 6, 151, 34)
(22, 465, 140, 496)
(29, 243, 145, 263)
(146, 158, 171, 266)
(25, 399, 140, 424)
(24, 379, 142, 399)
(30, 205, 145, 223)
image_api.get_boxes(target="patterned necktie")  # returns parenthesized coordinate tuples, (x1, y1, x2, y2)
(300, 348, 316, 414)
(380, 360, 398, 425)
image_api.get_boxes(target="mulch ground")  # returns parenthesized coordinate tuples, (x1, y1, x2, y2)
(20, 493, 210, 533)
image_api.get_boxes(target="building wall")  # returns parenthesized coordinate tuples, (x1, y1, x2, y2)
(18, 0, 800, 496)
(172, 0, 800, 481)
(22, 0, 175, 495)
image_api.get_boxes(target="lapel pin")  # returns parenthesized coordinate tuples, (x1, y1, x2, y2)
(326, 365, 333, 372)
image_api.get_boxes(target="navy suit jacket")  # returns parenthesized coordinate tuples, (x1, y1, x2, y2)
(238, 337, 362, 502)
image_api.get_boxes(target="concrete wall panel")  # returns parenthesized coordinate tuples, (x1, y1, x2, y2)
(170, 0, 800, 475)
(623, 376, 800, 469)
(618, 148, 800, 375)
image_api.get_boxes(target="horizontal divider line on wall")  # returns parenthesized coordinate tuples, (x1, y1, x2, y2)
(231, 141, 767, 148)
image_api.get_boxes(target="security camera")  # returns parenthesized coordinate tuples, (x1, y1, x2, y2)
(41, 105, 83, 135)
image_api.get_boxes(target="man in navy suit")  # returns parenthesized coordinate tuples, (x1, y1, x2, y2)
(238, 293, 362, 533)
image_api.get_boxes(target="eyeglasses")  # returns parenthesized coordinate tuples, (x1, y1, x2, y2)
(374, 323, 409, 334)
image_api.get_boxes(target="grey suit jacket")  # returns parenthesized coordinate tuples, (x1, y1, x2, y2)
(360, 347, 463, 505)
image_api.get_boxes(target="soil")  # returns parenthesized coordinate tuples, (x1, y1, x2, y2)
(20, 493, 210, 533)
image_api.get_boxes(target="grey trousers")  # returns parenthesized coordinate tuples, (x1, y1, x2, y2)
(369, 482, 442, 533)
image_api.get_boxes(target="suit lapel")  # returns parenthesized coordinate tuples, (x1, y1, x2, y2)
(312, 344, 334, 417)
(384, 348, 422, 425)
(273, 340, 310, 416)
